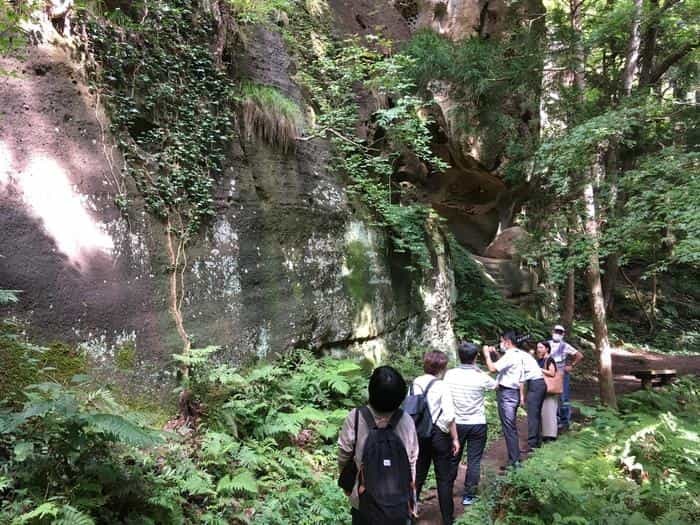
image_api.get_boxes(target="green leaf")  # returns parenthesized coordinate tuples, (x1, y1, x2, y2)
(12, 502, 60, 524)
(13, 441, 33, 462)
(216, 470, 258, 496)
(83, 413, 162, 447)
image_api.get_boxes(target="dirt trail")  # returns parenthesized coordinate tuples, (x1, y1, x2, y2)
(415, 347, 700, 524)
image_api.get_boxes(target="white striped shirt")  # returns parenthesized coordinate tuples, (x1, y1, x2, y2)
(444, 365, 497, 425)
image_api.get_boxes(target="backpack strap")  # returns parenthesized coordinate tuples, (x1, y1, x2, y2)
(387, 408, 404, 429)
(359, 405, 377, 430)
(422, 377, 439, 395)
(351, 407, 360, 460)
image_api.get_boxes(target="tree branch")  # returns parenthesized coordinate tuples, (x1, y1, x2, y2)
(647, 42, 698, 85)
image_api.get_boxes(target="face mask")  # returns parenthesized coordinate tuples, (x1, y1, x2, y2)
(499, 342, 508, 351)
(552, 333, 563, 342)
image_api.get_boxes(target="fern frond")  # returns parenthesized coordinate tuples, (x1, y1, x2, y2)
(180, 470, 215, 496)
(216, 470, 258, 496)
(11, 501, 60, 524)
(53, 505, 95, 525)
(0, 289, 19, 304)
(83, 413, 162, 447)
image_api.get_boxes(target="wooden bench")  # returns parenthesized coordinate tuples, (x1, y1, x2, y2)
(631, 369, 677, 389)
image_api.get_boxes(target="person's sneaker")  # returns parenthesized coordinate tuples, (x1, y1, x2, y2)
(462, 495, 478, 506)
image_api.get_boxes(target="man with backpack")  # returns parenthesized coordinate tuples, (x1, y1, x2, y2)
(548, 325, 583, 431)
(443, 342, 497, 506)
(338, 366, 419, 524)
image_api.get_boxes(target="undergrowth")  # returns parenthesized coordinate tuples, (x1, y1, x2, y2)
(458, 376, 700, 524)
(0, 344, 366, 524)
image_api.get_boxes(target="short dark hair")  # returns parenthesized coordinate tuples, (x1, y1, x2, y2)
(368, 366, 407, 413)
(458, 342, 479, 364)
(501, 330, 518, 345)
(423, 351, 448, 375)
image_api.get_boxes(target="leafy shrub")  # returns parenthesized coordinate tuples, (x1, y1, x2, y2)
(0, 380, 163, 524)
(0, 346, 368, 523)
(460, 377, 700, 524)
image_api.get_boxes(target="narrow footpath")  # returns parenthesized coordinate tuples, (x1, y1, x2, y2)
(415, 347, 700, 524)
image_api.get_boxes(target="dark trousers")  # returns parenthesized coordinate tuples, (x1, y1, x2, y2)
(351, 508, 412, 525)
(452, 423, 487, 497)
(526, 378, 547, 448)
(497, 387, 520, 465)
(416, 429, 454, 524)
(558, 371, 571, 428)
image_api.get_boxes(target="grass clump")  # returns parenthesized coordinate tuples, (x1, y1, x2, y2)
(239, 82, 304, 152)
(228, 0, 291, 24)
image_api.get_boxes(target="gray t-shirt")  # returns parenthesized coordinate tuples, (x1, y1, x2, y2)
(549, 340, 578, 365)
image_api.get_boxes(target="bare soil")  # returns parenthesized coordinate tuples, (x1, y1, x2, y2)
(416, 347, 700, 524)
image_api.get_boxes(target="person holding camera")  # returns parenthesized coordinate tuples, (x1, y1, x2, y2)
(481, 331, 528, 469)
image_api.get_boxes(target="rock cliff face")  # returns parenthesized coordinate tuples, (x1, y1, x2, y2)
(0, 5, 458, 393)
(0, 0, 542, 393)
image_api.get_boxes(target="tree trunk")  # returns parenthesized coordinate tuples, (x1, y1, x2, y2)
(567, 0, 617, 408)
(562, 269, 576, 332)
(603, 254, 618, 313)
(583, 146, 618, 409)
(639, 0, 660, 86)
(622, 0, 643, 96)
(604, 1, 641, 313)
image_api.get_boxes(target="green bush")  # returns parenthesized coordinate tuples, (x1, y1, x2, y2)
(459, 377, 700, 524)
(0, 347, 368, 523)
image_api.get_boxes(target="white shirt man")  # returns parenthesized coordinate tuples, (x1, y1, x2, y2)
(444, 342, 497, 505)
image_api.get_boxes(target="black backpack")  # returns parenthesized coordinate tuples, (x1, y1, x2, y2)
(358, 406, 412, 524)
(403, 378, 440, 439)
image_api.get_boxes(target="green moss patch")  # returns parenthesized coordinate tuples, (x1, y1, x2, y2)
(343, 240, 375, 305)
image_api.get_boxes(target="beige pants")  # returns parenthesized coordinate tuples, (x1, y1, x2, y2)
(541, 394, 559, 438)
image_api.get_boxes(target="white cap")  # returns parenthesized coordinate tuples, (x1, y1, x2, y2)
(553, 324, 566, 332)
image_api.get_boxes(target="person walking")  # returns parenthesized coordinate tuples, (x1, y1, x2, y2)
(520, 346, 546, 452)
(549, 325, 583, 431)
(536, 341, 560, 442)
(338, 366, 419, 525)
(482, 331, 526, 469)
(413, 351, 460, 524)
(443, 342, 497, 506)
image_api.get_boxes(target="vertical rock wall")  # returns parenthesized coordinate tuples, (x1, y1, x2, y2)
(0, 9, 458, 395)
